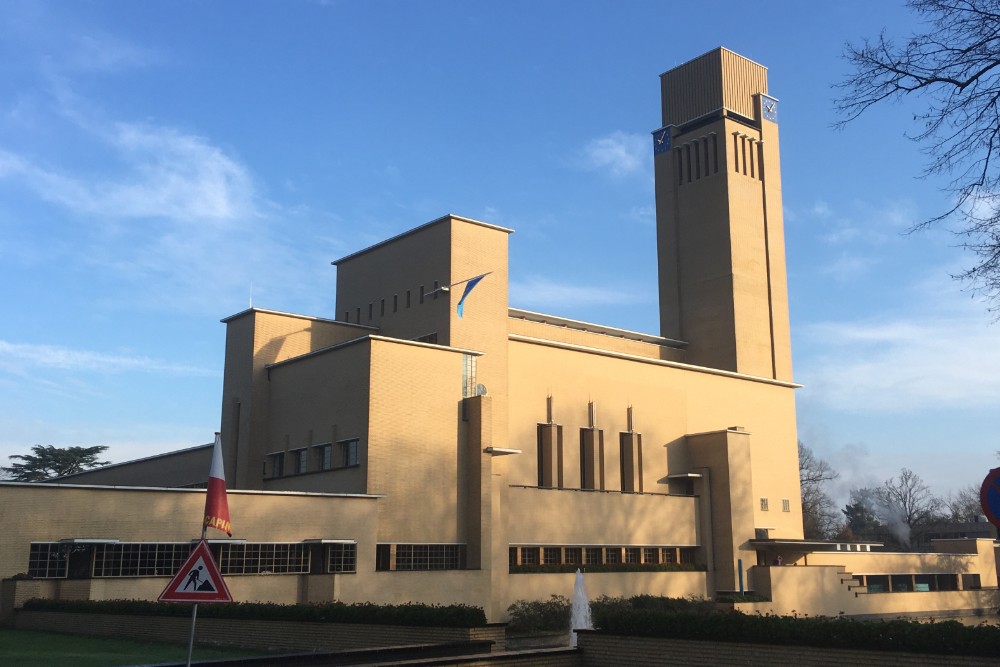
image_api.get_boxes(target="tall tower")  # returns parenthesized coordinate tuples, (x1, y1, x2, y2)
(654, 48, 792, 382)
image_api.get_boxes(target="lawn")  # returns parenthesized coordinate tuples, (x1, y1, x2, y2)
(0, 628, 264, 666)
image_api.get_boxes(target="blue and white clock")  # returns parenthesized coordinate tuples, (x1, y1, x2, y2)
(762, 96, 779, 123)
(652, 128, 671, 155)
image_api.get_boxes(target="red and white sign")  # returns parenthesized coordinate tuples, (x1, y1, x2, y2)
(158, 539, 233, 603)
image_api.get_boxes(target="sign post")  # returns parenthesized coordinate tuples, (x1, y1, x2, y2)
(158, 433, 234, 667)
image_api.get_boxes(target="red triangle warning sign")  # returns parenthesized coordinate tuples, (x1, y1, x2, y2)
(158, 539, 233, 603)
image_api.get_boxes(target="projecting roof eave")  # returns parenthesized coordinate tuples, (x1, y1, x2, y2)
(750, 538, 884, 548)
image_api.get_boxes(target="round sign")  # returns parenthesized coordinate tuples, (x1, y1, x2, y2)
(980, 468, 1000, 528)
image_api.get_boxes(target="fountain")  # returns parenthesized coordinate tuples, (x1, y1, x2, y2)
(569, 568, 593, 647)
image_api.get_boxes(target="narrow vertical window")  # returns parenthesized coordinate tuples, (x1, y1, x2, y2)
(380, 299, 385, 316)
(355, 307, 361, 323)
(619, 433, 643, 493)
(393, 294, 398, 313)
(432, 280, 439, 299)
(675, 148, 683, 185)
(733, 133, 740, 171)
(684, 144, 692, 183)
(406, 290, 411, 308)
(693, 139, 701, 179)
(368, 303, 373, 320)
(580, 428, 605, 490)
(343, 311, 349, 322)
(537, 423, 563, 488)
(419, 285, 425, 304)
(711, 133, 719, 173)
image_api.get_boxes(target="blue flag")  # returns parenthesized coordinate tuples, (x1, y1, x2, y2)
(456, 274, 486, 318)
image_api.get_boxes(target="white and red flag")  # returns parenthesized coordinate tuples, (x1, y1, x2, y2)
(203, 432, 232, 536)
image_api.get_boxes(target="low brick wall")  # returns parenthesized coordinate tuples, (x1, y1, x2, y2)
(576, 632, 998, 667)
(13, 610, 506, 653)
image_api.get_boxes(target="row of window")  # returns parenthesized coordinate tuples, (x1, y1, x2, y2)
(859, 573, 979, 593)
(509, 545, 697, 567)
(266, 439, 359, 479)
(27, 542, 357, 579)
(674, 133, 720, 185)
(537, 425, 643, 493)
(759, 497, 791, 512)
(375, 544, 465, 571)
(342, 281, 443, 325)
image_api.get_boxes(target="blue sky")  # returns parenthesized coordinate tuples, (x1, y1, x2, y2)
(1, 0, 997, 505)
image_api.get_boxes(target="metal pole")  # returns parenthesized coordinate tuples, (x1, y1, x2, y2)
(186, 524, 208, 667)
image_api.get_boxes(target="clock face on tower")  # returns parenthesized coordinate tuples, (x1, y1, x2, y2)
(653, 128, 671, 155)
(762, 96, 778, 123)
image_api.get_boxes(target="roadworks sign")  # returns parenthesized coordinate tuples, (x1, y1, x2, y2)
(158, 539, 233, 603)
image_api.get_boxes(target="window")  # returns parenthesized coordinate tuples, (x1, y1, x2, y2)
(543, 547, 561, 565)
(619, 433, 643, 493)
(643, 547, 659, 564)
(380, 299, 385, 316)
(537, 424, 564, 488)
(580, 428, 605, 490)
(585, 548, 602, 565)
(217, 543, 310, 575)
(462, 354, 477, 398)
(327, 543, 357, 573)
(406, 290, 411, 308)
(564, 548, 582, 565)
(605, 548, 622, 564)
(376, 544, 466, 571)
(343, 310, 349, 322)
(679, 548, 696, 565)
(521, 547, 539, 565)
(625, 548, 641, 564)
(338, 439, 359, 467)
(661, 547, 676, 564)
(267, 452, 284, 478)
(28, 543, 67, 578)
(368, 303, 373, 320)
(93, 543, 191, 577)
(316, 443, 332, 470)
(760, 497, 769, 511)
(432, 280, 439, 299)
(419, 285, 425, 304)
(781, 498, 790, 512)
(355, 307, 361, 323)
(292, 448, 308, 475)
(393, 294, 398, 313)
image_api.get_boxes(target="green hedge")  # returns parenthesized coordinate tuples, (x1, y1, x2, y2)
(596, 609, 1000, 657)
(21, 598, 487, 628)
(509, 563, 703, 574)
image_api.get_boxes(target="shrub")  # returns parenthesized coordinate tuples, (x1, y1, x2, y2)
(506, 595, 570, 634)
(594, 609, 1000, 658)
(20, 598, 487, 627)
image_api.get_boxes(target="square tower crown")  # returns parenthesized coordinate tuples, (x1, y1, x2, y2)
(660, 47, 768, 127)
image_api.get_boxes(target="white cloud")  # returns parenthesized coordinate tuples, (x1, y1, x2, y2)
(797, 301, 1000, 413)
(510, 276, 645, 311)
(819, 251, 879, 282)
(0, 123, 256, 224)
(0, 340, 217, 377)
(581, 131, 647, 177)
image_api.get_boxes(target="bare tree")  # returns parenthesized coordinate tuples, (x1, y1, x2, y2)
(945, 482, 985, 521)
(874, 468, 944, 548)
(799, 442, 842, 539)
(836, 0, 1000, 310)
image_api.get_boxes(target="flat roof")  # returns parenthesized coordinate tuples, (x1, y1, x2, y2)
(332, 214, 514, 266)
(509, 308, 687, 349)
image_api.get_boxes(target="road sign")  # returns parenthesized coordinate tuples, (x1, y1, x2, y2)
(158, 539, 233, 603)
(980, 468, 1000, 529)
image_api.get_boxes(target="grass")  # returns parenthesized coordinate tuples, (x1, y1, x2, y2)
(0, 628, 265, 667)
